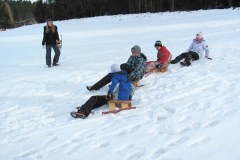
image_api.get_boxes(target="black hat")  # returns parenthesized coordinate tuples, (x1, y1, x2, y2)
(46, 19, 52, 23)
(155, 40, 162, 47)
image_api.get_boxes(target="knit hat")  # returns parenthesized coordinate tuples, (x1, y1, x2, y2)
(110, 64, 121, 73)
(155, 40, 162, 47)
(46, 19, 53, 23)
(196, 31, 203, 39)
(131, 45, 141, 54)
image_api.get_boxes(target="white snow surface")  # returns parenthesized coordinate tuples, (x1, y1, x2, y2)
(1, 8, 240, 160)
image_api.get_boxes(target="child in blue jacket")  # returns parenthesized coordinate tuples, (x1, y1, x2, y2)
(70, 64, 135, 119)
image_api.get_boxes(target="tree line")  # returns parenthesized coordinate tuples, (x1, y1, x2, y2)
(0, 0, 37, 30)
(1, 0, 239, 30)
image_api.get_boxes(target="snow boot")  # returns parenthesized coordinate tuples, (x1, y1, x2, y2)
(171, 55, 182, 64)
(180, 61, 189, 66)
(86, 86, 94, 91)
(53, 63, 59, 66)
(185, 53, 192, 66)
(70, 111, 86, 119)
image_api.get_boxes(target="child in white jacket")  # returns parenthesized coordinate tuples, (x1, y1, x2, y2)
(171, 31, 210, 66)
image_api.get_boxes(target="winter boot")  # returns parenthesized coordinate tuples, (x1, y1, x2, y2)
(86, 86, 94, 91)
(180, 61, 190, 66)
(170, 55, 182, 64)
(185, 54, 192, 66)
(53, 63, 59, 66)
(70, 110, 86, 119)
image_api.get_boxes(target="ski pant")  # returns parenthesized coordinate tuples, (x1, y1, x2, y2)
(79, 95, 108, 116)
(90, 63, 135, 90)
(171, 51, 199, 65)
(46, 45, 61, 65)
(91, 73, 112, 90)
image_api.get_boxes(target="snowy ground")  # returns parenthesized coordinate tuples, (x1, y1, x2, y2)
(1, 8, 240, 160)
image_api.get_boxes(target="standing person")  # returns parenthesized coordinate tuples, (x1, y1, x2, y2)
(70, 64, 135, 119)
(170, 31, 210, 66)
(42, 19, 61, 68)
(145, 40, 172, 74)
(86, 45, 147, 90)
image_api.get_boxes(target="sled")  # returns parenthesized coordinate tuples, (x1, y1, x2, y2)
(56, 35, 62, 51)
(102, 100, 136, 115)
(153, 67, 168, 73)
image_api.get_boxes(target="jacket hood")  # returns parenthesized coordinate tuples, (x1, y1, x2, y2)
(140, 53, 147, 61)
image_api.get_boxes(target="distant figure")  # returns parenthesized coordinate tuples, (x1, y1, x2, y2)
(145, 40, 172, 74)
(171, 31, 210, 66)
(42, 19, 61, 68)
(70, 64, 135, 119)
(86, 45, 147, 90)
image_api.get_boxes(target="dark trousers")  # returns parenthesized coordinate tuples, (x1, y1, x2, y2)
(171, 51, 199, 65)
(79, 95, 108, 116)
(46, 45, 61, 65)
(90, 63, 134, 90)
(91, 73, 112, 90)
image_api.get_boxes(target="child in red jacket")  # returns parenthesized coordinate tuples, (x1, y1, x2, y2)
(145, 40, 172, 74)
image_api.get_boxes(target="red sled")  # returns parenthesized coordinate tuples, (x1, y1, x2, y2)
(102, 100, 136, 115)
(102, 107, 136, 115)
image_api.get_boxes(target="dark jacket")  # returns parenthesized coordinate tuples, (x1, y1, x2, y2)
(42, 25, 59, 45)
(109, 71, 135, 101)
(126, 53, 147, 81)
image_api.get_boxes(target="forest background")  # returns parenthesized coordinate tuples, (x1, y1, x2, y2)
(0, 0, 240, 30)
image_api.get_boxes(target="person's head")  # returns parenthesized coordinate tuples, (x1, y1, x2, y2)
(154, 40, 162, 50)
(110, 64, 121, 73)
(196, 31, 203, 42)
(46, 19, 53, 27)
(131, 45, 141, 57)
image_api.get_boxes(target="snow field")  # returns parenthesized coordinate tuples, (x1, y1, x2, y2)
(0, 8, 240, 160)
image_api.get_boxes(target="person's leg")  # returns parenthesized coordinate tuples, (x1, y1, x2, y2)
(46, 45, 52, 66)
(88, 73, 112, 91)
(185, 53, 192, 65)
(52, 45, 61, 65)
(78, 95, 107, 117)
(170, 53, 187, 64)
(145, 61, 157, 74)
(190, 51, 199, 61)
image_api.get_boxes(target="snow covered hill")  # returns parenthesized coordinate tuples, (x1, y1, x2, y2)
(0, 8, 240, 160)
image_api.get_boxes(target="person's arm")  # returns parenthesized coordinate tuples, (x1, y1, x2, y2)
(203, 41, 209, 58)
(108, 75, 119, 95)
(42, 26, 46, 45)
(129, 58, 145, 81)
(158, 52, 170, 64)
(186, 41, 194, 52)
(55, 26, 60, 40)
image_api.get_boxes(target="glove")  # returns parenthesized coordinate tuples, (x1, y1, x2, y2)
(105, 93, 112, 100)
(205, 56, 212, 60)
(155, 63, 162, 68)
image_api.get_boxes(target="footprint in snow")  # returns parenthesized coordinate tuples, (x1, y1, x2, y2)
(42, 136, 58, 147)
(151, 147, 168, 159)
(92, 142, 110, 149)
(66, 144, 81, 155)
(178, 116, 192, 123)
(167, 136, 189, 147)
(189, 136, 211, 147)
(114, 143, 134, 154)
(204, 120, 220, 128)
(125, 151, 145, 160)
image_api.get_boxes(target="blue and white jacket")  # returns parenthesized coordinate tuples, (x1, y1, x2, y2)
(109, 71, 135, 101)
